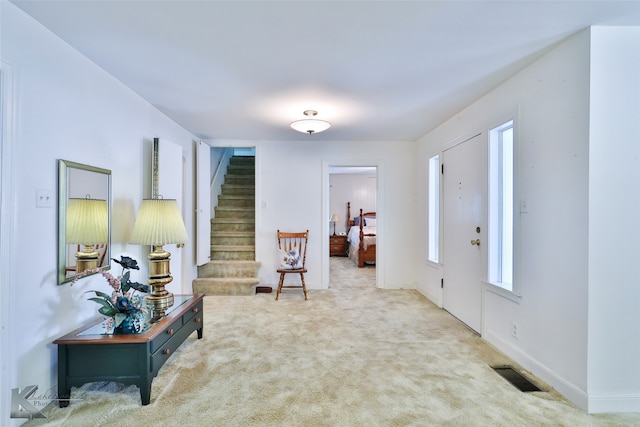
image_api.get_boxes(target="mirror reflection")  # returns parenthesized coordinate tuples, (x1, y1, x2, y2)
(58, 160, 111, 284)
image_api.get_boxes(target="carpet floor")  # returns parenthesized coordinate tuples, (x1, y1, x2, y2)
(27, 257, 639, 426)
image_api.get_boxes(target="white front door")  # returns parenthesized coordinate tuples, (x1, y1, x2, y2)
(155, 139, 185, 293)
(442, 133, 486, 333)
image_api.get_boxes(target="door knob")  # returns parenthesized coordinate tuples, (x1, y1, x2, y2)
(470, 239, 480, 246)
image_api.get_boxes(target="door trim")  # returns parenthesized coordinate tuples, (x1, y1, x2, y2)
(0, 61, 16, 425)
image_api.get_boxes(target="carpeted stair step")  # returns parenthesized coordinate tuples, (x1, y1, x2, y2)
(211, 218, 255, 232)
(227, 164, 255, 175)
(214, 206, 255, 219)
(224, 174, 254, 186)
(198, 260, 261, 278)
(211, 231, 254, 246)
(221, 184, 254, 196)
(218, 194, 254, 208)
(211, 245, 255, 260)
(230, 155, 254, 164)
(192, 277, 260, 296)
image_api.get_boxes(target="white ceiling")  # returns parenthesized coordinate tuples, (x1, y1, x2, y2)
(10, 1, 640, 142)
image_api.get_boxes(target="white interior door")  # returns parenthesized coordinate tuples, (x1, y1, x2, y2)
(155, 139, 184, 293)
(442, 133, 486, 333)
(196, 141, 211, 266)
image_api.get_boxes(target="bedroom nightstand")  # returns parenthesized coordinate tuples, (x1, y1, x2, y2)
(329, 235, 347, 257)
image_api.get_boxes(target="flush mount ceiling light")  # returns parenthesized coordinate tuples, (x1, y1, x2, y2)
(290, 110, 331, 135)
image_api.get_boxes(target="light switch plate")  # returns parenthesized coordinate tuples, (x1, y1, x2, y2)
(36, 189, 53, 208)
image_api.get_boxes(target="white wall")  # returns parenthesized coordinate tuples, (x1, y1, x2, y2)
(209, 139, 417, 291)
(587, 26, 640, 413)
(330, 173, 377, 236)
(416, 27, 640, 413)
(0, 4, 197, 425)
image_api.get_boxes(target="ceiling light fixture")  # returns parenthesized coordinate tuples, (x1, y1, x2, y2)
(290, 110, 331, 135)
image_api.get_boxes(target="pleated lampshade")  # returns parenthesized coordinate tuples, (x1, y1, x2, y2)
(129, 199, 188, 245)
(66, 198, 108, 244)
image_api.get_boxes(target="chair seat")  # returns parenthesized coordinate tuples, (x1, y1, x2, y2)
(276, 268, 307, 274)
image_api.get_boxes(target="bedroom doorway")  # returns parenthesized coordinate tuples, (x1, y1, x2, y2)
(442, 133, 486, 333)
(326, 164, 379, 289)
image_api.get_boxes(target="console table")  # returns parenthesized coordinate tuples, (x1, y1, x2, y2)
(53, 293, 204, 406)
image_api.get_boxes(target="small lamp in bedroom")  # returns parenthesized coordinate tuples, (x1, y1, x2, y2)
(330, 214, 340, 236)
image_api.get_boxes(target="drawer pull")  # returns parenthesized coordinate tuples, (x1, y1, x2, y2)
(163, 348, 170, 356)
(193, 307, 199, 313)
(167, 329, 174, 336)
(195, 317, 202, 324)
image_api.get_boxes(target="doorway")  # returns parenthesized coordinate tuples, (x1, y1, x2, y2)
(323, 161, 382, 290)
(442, 133, 487, 333)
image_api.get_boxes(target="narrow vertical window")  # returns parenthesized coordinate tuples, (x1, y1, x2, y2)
(489, 121, 514, 291)
(428, 155, 440, 263)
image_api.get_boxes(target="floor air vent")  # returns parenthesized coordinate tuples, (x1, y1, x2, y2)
(491, 366, 543, 392)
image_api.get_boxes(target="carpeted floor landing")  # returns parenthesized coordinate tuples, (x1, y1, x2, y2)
(26, 257, 640, 426)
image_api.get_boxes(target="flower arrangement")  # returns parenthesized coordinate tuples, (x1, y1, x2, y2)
(73, 256, 151, 333)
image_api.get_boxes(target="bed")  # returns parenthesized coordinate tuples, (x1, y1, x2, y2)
(346, 201, 376, 268)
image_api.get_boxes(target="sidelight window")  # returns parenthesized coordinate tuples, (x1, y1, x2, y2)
(489, 120, 514, 291)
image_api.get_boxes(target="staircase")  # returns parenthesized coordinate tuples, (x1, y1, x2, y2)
(193, 156, 261, 295)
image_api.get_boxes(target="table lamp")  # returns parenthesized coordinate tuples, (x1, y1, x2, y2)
(129, 198, 188, 315)
(330, 214, 340, 236)
(66, 196, 108, 273)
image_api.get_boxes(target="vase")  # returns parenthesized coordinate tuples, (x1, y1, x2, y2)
(113, 312, 147, 334)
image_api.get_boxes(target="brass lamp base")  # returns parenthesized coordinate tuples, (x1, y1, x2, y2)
(75, 246, 99, 273)
(146, 291, 174, 316)
(146, 245, 175, 322)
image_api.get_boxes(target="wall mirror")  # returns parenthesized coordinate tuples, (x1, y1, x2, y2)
(58, 160, 111, 285)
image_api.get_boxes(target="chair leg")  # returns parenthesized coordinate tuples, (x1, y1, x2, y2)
(275, 272, 285, 300)
(300, 272, 307, 300)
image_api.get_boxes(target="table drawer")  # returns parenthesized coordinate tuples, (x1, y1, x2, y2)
(150, 322, 196, 373)
(329, 235, 347, 256)
(183, 310, 203, 334)
(182, 300, 203, 325)
(149, 300, 203, 352)
(150, 323, 180, 353)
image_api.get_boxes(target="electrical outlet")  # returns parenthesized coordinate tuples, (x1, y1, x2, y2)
(512, 322, 519, 338)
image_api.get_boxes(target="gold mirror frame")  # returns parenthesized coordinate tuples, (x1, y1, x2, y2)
(58, 160, 111, 284)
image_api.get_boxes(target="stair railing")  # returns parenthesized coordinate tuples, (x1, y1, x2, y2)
(210, 148, 233, 219)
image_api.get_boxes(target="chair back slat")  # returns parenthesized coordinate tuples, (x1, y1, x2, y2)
(277, 230, 309, 268)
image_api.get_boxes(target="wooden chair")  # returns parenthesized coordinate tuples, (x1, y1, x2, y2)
(276, 230, 309, 300)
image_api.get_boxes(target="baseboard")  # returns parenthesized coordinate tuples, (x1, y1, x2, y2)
(485, 329, 640, 413)
(587, 393, 640, 414)
(484, 328, 588, 412)
(416, 286, 442, 308)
